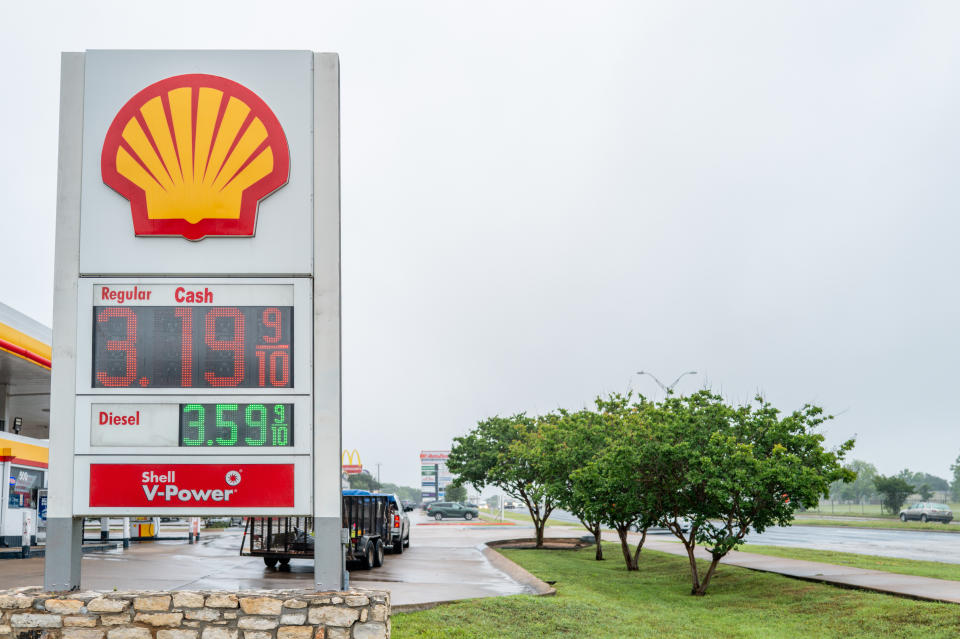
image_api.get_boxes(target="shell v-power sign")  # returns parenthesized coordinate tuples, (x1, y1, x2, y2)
(47, 51, 342, 591)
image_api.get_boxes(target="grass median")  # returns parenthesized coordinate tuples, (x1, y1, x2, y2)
(733, 544, 960, 582)
(392, 542, 960, 639)
(478, 510, 576, 527)
(792, 518, 960, 533)
(804, 503, 960, 518)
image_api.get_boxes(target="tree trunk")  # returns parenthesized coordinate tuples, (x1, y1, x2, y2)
(577, 517, 604, 560)
(535, 523, 545, 548)
(631, 527, 647, 566)
(692, 554, 723, 596)
(616, 526, 638, 571)
(684, 542, 702, 594)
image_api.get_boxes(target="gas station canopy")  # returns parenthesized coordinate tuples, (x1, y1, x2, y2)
(0, 302, 51, 439)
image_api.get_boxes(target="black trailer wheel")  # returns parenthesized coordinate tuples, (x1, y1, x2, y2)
(360, 541, 375, 570)
(373, 539, 385, 568)
(263, 557, 279, 568)
(278, 557, 291, 566)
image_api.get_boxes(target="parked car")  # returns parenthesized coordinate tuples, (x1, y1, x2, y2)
(899, 502, 953, 523)
(400, 500, 415, 512)
(425, 501, 480, 520)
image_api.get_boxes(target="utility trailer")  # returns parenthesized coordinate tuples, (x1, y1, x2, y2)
(241, 494, 391, 569)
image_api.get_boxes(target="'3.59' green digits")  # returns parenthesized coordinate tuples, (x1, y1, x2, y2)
(179, 403, 293, 447)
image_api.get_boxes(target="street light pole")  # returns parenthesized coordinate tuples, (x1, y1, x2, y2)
(636, 370, 697, 395)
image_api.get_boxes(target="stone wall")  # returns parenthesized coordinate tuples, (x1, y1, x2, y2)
(0, 589, 389, 639)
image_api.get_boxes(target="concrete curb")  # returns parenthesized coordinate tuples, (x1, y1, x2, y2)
(391, 538, 557, 613)
(480, 544, 557, 597)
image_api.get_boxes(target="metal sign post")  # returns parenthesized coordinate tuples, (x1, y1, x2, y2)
(46, 50, 341, 591)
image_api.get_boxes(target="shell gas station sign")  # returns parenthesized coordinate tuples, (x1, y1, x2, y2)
(47, 50, 342, 591)
(101, 74, 291, 240)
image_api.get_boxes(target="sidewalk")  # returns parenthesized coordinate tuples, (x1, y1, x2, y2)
(609, 532, 960, 604)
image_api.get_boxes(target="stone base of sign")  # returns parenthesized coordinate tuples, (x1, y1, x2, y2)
(0, 588, 389, 639)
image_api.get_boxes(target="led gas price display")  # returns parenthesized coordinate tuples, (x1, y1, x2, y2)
(180, 403, 293, 447)
(92, 306, 293, 388)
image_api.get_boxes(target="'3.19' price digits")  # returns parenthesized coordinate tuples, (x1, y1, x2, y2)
(93, 306, 293, 389)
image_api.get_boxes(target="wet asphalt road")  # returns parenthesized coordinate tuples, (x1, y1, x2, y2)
(744, 525, 960, 563)
(542, 508, 960, 563)
(0, 514, 532, 606)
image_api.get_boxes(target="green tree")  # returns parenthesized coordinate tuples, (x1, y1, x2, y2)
(524, 406, 613, 560)
(901, 470, 950, 493)
(449, 414, 555, 547)
(644, 391, 854, 595)
(829, 460, 876, 504)
(347, 472, 378, 491)
(378, 482, 422, 503)
(445, 483, 467, 503)
(918, 484, 933, 500)
(874, 475, 915, 514)
(570, 395, 664, 571)
(952, 454, 960, 502)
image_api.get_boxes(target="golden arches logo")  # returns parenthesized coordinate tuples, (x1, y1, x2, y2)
(342, 449, 362, 474)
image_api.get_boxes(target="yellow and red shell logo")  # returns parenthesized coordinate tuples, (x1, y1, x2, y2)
(101, 74, 289, 240)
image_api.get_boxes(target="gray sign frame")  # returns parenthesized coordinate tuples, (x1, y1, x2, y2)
(46, 51, 341, 591)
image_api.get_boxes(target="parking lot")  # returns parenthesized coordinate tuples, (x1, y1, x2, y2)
(0, 511, 544, 606)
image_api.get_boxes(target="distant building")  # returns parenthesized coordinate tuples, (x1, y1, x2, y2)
(420, 450, 452, 502)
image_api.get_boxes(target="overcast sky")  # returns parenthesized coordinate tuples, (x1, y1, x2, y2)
(2, 2, 959, 489)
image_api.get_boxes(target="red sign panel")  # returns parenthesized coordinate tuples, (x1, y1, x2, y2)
(89, 463, 294, 507)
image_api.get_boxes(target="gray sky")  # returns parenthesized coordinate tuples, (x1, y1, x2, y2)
(3, 2, 960, 489)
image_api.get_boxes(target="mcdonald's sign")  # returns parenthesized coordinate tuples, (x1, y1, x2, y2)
(342, 449, 362, 475)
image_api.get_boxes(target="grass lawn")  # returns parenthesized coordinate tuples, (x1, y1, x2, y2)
(804, 503, 960, 518)
(791, 518, 960, 534)
(734, 544, 960, 582)
(478, 510, 578, 528)
(392, 542, 960, 639)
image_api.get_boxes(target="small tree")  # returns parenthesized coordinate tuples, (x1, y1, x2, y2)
(347, 472, 378, 491)
(444, 483, 467, 503)
(645, 392, 854, 595)
(448, 414, 554, 547)
(571, 398, 662, 571)
(918, 484, 933, 500)
(952, 454, 960, 502)
(524, 406, 612, 560)
(874, 475, 915, 514)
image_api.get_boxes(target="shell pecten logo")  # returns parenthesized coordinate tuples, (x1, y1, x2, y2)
(101, 74, 290, 240)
